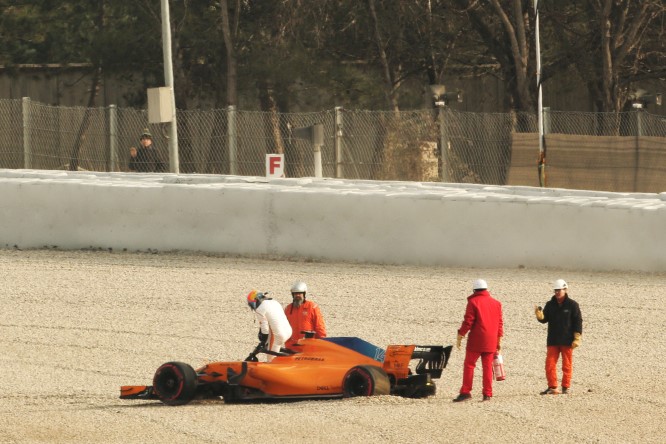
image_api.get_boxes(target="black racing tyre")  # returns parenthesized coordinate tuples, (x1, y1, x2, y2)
(342, 365, 391, 397)
(412, 383, 437, 399)
(152, 361, 198, 406)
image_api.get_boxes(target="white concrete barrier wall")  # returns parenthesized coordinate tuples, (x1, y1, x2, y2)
(1, 169, 665, 272)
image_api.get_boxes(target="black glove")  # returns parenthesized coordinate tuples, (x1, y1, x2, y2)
(258, 331, 269, 346)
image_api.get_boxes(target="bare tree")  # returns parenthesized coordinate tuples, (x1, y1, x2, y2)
(452, 0, 536, 112)
(553, 0, 666, 111)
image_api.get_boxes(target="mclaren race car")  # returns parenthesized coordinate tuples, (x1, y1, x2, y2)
(120, 335, 453, 405)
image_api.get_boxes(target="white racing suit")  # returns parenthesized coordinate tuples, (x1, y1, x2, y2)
(255, 299, 293, 361)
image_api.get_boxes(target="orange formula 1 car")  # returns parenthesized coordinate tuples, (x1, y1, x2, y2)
(120, 336, 453, 405)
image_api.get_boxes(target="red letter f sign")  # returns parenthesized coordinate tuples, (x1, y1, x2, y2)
(266, 154, 285, 178)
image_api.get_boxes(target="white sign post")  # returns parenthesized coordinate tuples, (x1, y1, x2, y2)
(266, 154, 285, 178)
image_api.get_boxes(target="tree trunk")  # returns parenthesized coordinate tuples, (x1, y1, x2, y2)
(489, 0, 533, 112)
(257, 80, 286, 156)
(367, 0, 400, 112)
(69, 0, 105, 171)
(220, 0, 238, 107)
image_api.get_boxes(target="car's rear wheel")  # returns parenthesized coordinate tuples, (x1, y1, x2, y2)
(152, 361, 198, 406)
(412, 383, 437, 398)
(342, 365, 391, 397)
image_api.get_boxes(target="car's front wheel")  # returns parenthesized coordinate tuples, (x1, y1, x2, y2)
(152, 361, 198, 406)
(342, 365, 391, 397)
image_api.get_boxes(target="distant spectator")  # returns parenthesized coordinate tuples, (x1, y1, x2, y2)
(128, 146, 138, 172)
(135, 129, 166, 172)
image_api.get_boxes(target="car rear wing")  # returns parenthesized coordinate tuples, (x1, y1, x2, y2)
(412, 345, 452, 379)
(383, 344, 453, 380)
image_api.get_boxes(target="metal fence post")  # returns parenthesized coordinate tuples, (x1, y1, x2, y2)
(108, 104, 118, 172)
(313, 123, 324, 178)
(228, 105, 237, 175)
(22, 97, 32, 169)
(437, 106, 450, 182)
(334, 106, 343, 178)
(634, 110, 643, 192)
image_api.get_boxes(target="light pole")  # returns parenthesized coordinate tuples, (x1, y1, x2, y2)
(430, 84, 462, 183)
(629, 91, 661, 192)
(534, 0, 545, 187)
(160, 0, 179, 173)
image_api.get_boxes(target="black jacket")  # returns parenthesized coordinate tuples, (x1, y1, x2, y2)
(538, 295, 583, 346)
(135, 145, 166, 172)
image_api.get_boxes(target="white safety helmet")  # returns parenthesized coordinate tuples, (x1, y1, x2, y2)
(291, 281, 308, 295)
(553, 279, 568, 290)
(473, 279, 488, 291)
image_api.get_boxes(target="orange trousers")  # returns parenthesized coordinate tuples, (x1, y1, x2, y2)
(460, 350, 495, 397)
(546, 345, 573, 389)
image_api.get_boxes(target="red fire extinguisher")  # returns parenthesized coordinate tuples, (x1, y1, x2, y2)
(493, 353, 506, 381)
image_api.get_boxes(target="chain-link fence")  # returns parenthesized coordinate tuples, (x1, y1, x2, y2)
(1, 98, 665, 192)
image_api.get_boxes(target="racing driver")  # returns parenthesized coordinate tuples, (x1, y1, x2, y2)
(247, 290, 292, 362)
(284, 281, 327, 348)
